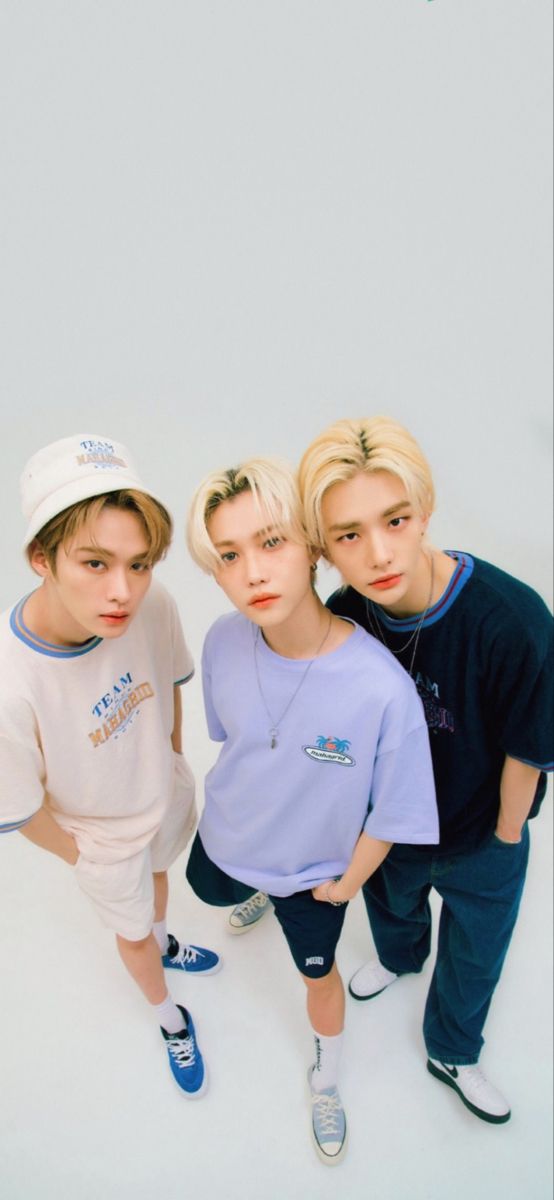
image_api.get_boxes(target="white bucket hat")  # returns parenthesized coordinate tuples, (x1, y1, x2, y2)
(21, 433, 165, 549)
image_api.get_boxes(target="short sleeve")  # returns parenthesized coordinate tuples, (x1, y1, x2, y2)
(201, 635, 227, 743)
(168, 593, 195, 686)
(363, 684, 439, 844)
(484, 602, 554, 770)
(0, 696, 45, 832)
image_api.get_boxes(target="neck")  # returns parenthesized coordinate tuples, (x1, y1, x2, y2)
(260, 591, 331, 659)
(23, 585, 92, 647)
(382, 546, 456, 619)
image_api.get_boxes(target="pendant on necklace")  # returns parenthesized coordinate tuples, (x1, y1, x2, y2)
(269, 729, 278, 749)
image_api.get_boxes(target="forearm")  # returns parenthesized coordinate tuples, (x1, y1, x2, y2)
(171, 684, 183, 754)
(496, 756, 540, 843)
(19, 805, 78, 864)
(332, 832, 392, 903)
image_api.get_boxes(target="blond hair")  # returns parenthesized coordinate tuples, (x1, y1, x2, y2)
(30, 489, 172, 571)
(187, 458, 308, 574)
(298, 416, 435, 550)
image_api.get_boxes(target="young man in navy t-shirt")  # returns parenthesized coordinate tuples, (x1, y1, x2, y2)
(299, 416, 553, 1125)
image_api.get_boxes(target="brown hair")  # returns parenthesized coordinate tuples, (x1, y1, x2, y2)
(29, 489, 172, 571)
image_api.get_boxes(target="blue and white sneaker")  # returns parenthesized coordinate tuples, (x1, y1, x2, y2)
(228, 892, 271, 934)
(162, 933, 221, 975)
(161, 1006, 207, 1098)
(308, 1069, 347, 1165)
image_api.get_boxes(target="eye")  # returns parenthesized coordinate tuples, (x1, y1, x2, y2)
(389, 516, 409, 529)
(220, 552, 238, 564)
(86, 559, 106, 571)
(263, 536, 283, 550)
(337, 532, 359, 543)
(131, 562, 151, 573)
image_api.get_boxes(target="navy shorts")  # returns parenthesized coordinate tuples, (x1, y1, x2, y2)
(186, 832, 348, 978)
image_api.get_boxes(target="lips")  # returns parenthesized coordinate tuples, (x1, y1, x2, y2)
(370, 575, 402, 591)
(249, 594, 279, 608)
(100, 612, 129, 622)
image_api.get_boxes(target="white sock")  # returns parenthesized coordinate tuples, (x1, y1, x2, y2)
(154, 992, 185, 1035)
(311, 1030, 344, 1092)
(152, 919, 169, 955)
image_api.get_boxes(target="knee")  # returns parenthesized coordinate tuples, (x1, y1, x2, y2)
(117, 932, 151, 952)
(303, 969, 337, 997)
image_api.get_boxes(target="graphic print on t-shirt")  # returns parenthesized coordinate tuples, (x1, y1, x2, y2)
(303, 735, 355, 766)
(88, 671, 155, 748)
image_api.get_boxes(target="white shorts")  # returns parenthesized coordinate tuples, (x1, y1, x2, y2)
(73, 754, 197, 940)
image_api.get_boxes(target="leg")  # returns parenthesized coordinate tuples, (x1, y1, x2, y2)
(363, 850, 433, 975)
(424, 826, 530, 1063)
(424, 827, 530, 1123)
(116, 930, 168, 1004)
(350, 850, 433, 999)
(303, 961, 345, 1038)
(270, 890, 349, 1165)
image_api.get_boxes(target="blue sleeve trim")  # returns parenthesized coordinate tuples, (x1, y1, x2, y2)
(0, 815, 34, 833)
(175, 670, 195, 686)
(506, 754, 553, 772)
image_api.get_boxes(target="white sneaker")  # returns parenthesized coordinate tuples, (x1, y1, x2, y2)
(427, 1059, 511, 1124)
(348, 959, 399, 1001)
(228, 891, 271, 934)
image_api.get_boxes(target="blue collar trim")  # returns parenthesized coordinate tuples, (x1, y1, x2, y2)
(371, 552, 474, 632)
(10, 595, 103, 658)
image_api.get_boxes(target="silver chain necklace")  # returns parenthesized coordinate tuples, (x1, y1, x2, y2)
(253, 612, 333, 749)
(364, 552, 435, 678)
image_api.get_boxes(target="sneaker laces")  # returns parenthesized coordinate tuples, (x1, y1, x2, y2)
(311, 1090, 343, 1135)
(169, 943, 202, 967)
(236, 893, 267, 918)
(167, 1030, 196, 1068)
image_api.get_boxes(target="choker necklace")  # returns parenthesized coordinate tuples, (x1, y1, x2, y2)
(254, 612, 333, 749)
(364, 552, 435, 677)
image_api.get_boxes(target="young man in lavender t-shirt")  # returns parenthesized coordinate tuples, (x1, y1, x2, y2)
(185, 457, 438, 1166)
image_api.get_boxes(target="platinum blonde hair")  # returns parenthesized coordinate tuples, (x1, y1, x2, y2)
(187, 457, 309, 574)
(298, 416, 435, 551)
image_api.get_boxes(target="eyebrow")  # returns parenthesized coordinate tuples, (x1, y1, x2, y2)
(74, 545, 150, 559)
(213, 524, 280, 549)
(327, 501, 412, 532)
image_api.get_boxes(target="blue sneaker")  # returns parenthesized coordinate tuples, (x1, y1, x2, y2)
(162, 933, 221, 975)
(309, 1070, 347, 1165)
(228, 892, 271, 934)
(161, 1006, 207, 1098)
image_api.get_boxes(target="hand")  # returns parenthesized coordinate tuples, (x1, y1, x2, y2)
(62, 833, 80, 865)
(312, 879, 348, 904)
(494, 821, 522, 845)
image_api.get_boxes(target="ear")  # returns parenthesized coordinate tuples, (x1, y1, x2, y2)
(29, 542, 52, 580)
(420, 512, 431, 536)
(309, 547, 323, 569)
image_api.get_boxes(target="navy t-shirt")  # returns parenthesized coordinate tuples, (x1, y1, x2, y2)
(327, 552, 553, 855)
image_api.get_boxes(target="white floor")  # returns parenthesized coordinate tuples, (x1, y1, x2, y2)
(0, 793, 551, 1200)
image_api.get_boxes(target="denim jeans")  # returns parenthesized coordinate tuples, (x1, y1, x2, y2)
(362, 824, 530, 1064)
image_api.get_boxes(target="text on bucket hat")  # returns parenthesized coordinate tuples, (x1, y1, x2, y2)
(21, 433, 165, 549)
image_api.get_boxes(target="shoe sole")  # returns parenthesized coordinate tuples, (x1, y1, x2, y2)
(348, 981, 390, 1002)
(163, 958, 223, 975)
(426, 1060, 511, 1124)
(227, 909, 271, 935)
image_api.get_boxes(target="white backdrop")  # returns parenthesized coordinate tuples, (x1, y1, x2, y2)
(0, 4, 552, 1200)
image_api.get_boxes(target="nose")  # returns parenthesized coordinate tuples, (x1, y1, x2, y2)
(244, 550, 268, 587)
(107, 568, 132, 605)
(366, 531, 392, 571)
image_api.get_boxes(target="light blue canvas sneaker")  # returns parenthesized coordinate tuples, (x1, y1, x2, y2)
(162, 934, 221, 974)
(161, 1006, 208, 1098)
(228, 891, 271, 934)
(309, 1070, 347, 1165)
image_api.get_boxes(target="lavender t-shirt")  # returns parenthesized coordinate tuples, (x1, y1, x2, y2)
(200, 613, 438, 897)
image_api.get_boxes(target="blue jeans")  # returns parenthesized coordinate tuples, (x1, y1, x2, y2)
(362, 825, 530, 1064)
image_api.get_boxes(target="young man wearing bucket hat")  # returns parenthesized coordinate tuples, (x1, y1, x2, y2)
(0, 433, 220, 1097)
